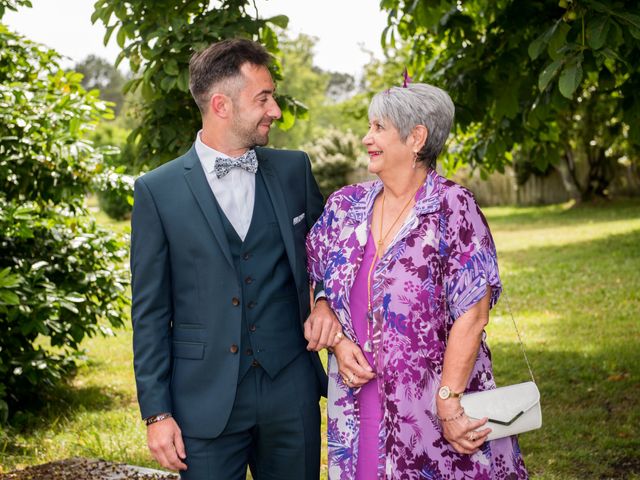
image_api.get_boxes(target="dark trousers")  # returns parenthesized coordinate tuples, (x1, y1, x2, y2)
(180, 352, 321, 480)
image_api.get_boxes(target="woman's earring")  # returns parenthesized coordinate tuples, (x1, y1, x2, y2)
(412, 151, 418, 169)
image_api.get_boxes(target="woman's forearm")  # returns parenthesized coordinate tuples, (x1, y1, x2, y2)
(437, 288, 491, 414)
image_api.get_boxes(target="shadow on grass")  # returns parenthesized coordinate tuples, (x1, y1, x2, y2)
(488, 343, 640, 480)
(485, 198, 640, 231)
(487, 227, 640, 478)
(5, 381, 129, 434)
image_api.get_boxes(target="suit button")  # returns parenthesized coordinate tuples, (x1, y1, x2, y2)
(252, 359, 260, 367)
(245, 276, 254, 284)
(229, 344, 239, 354)
(231, 297, 240, 306)
(249, 324, 257, 332)
(248, 300, 256, 309)
(243, 252, 251, 260)
(245, 348, 253, 356)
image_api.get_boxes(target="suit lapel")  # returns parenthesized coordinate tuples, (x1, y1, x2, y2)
(257, 151, 299, 286)
(182, 146, 235, 269)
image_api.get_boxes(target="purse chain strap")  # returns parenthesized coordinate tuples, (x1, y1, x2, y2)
(502, 288, 537, 384)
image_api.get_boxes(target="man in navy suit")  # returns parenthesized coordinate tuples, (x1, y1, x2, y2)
(130, 38, 340, 480)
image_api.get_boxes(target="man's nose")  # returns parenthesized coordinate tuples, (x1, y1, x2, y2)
(269, 99, 282, 120)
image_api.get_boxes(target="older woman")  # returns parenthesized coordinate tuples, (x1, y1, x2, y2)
(306, 83, 528, 479)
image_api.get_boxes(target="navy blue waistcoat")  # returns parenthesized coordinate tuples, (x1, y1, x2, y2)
(214, 169, 307, 381)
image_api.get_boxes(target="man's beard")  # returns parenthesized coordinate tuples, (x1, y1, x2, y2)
(232, 116, 271, 148)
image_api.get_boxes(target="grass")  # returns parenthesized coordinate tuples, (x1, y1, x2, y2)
(1, 198, 639, 479)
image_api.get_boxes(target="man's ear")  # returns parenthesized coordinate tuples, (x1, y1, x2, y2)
(410, 125, 428, 151)
(209, 93, 231, 118)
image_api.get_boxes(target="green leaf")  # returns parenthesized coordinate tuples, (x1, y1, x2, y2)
(0, 291, 20, 306)
(538, 59, 563, 92)
(276, 106, 295, 131)
(176, 69, 189, 92)
(160, 75, 176, 91)
(617, 12, 640, 29)
(528, 34, 546, 60)
(558, 57, 583, 98)
(587, 15, 610, 50)
(548, 22, 571, 60)
(104, 24, 116, 46)
(116, 26, 126, 48)
(528, 22, 559, 60)
(163, 60, 179, 76)
(266, 14, 289, 29)
(90, 7, 102, 24)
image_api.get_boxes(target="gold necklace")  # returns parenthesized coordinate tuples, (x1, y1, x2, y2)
(363, 186, 420, 352)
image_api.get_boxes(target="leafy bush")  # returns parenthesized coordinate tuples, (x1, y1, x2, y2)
(0, 21, 130, 420)
(304, 129, 366, 198)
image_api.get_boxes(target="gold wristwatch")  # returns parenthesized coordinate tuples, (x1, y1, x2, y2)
(438, 386, 463, 400)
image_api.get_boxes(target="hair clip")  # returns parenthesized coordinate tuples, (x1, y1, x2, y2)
(402, 67, 412, 88)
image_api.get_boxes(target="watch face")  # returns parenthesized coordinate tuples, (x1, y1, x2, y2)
(438, 386, 450, 399)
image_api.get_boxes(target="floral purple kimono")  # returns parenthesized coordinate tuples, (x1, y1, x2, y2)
(306, 170, 528, 479)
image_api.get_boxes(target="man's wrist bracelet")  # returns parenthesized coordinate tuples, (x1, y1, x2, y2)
(145, 412, 172, 426)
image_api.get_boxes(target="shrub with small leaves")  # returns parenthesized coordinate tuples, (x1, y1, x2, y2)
(0, 17, 130, 420)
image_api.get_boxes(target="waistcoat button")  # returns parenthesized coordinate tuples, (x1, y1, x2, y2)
(229, 344, 239, 354)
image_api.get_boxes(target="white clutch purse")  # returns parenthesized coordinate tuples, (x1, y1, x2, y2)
(458, 291, 542, 441)
(460, 381, 542, 441)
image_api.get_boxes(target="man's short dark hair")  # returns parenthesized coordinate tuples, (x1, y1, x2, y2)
(189, 38, 272, 114)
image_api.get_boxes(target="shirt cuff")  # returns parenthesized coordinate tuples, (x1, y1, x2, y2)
(314, 290, 326, 304)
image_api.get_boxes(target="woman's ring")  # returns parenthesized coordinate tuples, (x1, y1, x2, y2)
(467, 432, 476, 441)
(335, 331, 344, 342)
(348, 374, 356, 384)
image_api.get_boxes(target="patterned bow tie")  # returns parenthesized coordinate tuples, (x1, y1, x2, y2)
(214, 149, 258, 178)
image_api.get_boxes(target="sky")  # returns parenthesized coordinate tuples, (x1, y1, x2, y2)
(3, 0, 388, 76)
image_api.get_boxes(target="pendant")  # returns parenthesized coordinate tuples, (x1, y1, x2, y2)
(363, 340, 373, 352)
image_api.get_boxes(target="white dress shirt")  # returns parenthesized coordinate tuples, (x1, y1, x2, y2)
(195, 131, 255, 241)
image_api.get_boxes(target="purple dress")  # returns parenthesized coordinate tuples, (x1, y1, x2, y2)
(306, 170, 528, 479)
(349, 232, 382, 479)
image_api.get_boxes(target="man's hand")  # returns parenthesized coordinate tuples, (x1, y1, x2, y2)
(147, 417, 187, 471)
(304, 299, 341, 351)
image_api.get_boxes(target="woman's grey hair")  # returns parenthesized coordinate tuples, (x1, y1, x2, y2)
(368, 83, 455, 169)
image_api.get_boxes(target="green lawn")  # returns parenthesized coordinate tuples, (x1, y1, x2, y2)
(1, 198, 639, 479)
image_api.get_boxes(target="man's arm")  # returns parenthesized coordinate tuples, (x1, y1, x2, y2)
(131, 177, 186, 471)
(130, 177, 173, 418)
(302, 153, 342, 351)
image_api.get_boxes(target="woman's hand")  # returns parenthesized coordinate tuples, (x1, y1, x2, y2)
(333, 337, 376, 388)
(437, 400, 491, 455)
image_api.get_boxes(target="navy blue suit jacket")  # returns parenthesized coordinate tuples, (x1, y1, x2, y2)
(130, 145, 327, 438)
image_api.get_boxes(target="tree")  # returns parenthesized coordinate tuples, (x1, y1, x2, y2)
(74, 55, 126, 115)
(0, 3, 130, 420)
(92, 0, 305, 170)
(381, 0, 640, 201)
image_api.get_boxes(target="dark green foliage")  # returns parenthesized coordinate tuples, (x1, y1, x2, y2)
(0, 20, 130, 420)
(92, 0, 305, 170)
(380, 0, 640, 200)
